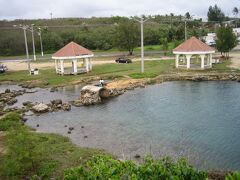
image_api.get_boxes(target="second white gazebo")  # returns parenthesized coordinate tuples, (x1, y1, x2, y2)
(52, 41, 94, 75)
(173, 37, 215, 69)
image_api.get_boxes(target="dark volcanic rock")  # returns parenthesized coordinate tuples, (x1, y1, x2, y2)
(62, 103, 71, 111)
(6, 98, 17, 105)
(51, 99, 62, 106)
(5, 89, 11, 93)
(22, 101, 33, 107)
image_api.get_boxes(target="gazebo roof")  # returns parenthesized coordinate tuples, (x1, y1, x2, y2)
(52, 41, 93, 59)
(173, 37, 215, 53)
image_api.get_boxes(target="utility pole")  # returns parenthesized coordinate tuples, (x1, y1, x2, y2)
(30, 24, 36, 60)
(13, 24, 31, 71)
(133, 15, 149, 73)
(185, 20, 187, 41)
(50, 12, 53, 20)
(38, 27, 44, 56)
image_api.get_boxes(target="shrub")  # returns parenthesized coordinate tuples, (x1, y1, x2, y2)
(0, 112, 22, 131)
(64, 155, 208, 179)
(225, 172, 240, 180)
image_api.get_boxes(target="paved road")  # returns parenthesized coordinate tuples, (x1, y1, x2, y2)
(0, 51, 165, 63)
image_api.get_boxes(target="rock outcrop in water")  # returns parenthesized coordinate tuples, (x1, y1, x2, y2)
(72, 85, 124, 106)
(0, 89, 26, 113)
(32, 103, 49, 113)
(74, 85, 104, 106)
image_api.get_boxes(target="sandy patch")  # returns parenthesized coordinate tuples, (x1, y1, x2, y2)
(1, 60, 116, 71)
(106, 79, 146, 90)
(0, 131, 6, 155)
(229, 52, 240, 69)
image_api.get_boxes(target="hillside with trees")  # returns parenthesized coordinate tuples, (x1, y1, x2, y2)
(0, 15, 209, 56)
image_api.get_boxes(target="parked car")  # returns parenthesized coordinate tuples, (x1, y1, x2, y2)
(0, 64, 7, 73)
(115, 57, 132, 64)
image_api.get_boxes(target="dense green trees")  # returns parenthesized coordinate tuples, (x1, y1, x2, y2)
(207, 4, 225, 22)
(216, 26, 238, 58)
(0, 16, 212, 56)
(114, 20, 139, 55)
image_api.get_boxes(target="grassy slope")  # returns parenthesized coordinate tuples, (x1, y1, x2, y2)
(0, 60, 175, 86)
(0, 60, 238, 87)
(0, 113, 104, 179)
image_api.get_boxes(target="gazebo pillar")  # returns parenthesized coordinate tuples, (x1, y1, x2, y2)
(186, 55, 192, 69)
(60, 59, 64, 75)
(72, 59, 78, 74)
(85, 58, 89, 72)
(175, 54, 179, 68)
(200, 54, 205, 69)
(89, 58, 92, 70)
(209, 54, 213, 68)
(54, 59, 58, 73)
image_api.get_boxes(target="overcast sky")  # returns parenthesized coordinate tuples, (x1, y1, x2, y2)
(0, 0, 239, 20)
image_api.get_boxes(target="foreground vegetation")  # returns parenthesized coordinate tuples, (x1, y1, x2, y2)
(64, 155, 207, 179)
(0, 113, 239, 179)
(0, 113, 104, 179)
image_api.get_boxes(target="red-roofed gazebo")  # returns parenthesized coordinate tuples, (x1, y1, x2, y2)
(173, 37, 215, 69)
(52, 41, 94, 75)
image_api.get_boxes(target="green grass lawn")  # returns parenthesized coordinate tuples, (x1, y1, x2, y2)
(0, 59, 238, 87)
(0, 113, 105, 179)
(0, 60, 175, 86)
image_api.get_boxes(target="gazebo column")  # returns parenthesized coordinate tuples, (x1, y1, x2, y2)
(186, 55, 192, 69)
(89, 58, 92, 70)
(200, 54, 205, 69)
(72, 59, 78, 74)
(175, 54, 179, 68)
(209, 54, 213, 68)
(60, 59, 64, 75)
(85, 58, 89, 72)
(54, 59, 58, 73)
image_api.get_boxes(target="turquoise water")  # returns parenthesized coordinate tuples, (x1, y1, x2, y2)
(26, 81, 240, 170)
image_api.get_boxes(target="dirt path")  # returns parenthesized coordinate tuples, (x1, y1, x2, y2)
(0, 131, 6, 155)
(229, 52, 240, 69)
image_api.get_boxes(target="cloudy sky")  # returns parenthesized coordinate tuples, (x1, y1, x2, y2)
(0, 0, 239, 20)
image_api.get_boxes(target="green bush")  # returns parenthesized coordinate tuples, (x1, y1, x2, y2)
(0, 112, 22, 131)
(225, 172, 240, 180)
(64, 155, 208, 179)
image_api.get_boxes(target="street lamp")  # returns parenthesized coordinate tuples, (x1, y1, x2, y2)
(38, 27, 44, 56)
(133, 15, 149, 73)
(13, 24, 31, 71)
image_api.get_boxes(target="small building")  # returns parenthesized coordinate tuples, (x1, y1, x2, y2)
(52, 41, 94, 75)
(203, 33, 216, 46)
(173, 37, 215, 69)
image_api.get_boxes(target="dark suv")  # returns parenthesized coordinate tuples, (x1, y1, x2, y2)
(0, 64, 7, 73)
(115, 57, 132, 64)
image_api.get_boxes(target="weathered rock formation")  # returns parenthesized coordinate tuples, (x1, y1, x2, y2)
(32, 103, 49, 113)
(73, 85, 104, 106)
(72, 85, 124, 106)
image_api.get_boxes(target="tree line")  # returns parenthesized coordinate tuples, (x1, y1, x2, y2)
(0, 6, 239, 56)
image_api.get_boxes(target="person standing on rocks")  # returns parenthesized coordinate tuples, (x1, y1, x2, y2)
(99, 79, 105, 87)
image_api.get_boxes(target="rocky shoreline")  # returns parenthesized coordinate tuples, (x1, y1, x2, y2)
(1, 73, 240, 116)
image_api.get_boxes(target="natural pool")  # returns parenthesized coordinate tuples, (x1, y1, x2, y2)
(7, 81, 240, 171)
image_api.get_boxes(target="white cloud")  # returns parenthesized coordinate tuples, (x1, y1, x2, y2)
(0, 0, 239, 20)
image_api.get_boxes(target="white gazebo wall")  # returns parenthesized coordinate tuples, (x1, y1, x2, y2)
(174, 52, 214, 69)
(53, 56, 93, 75)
